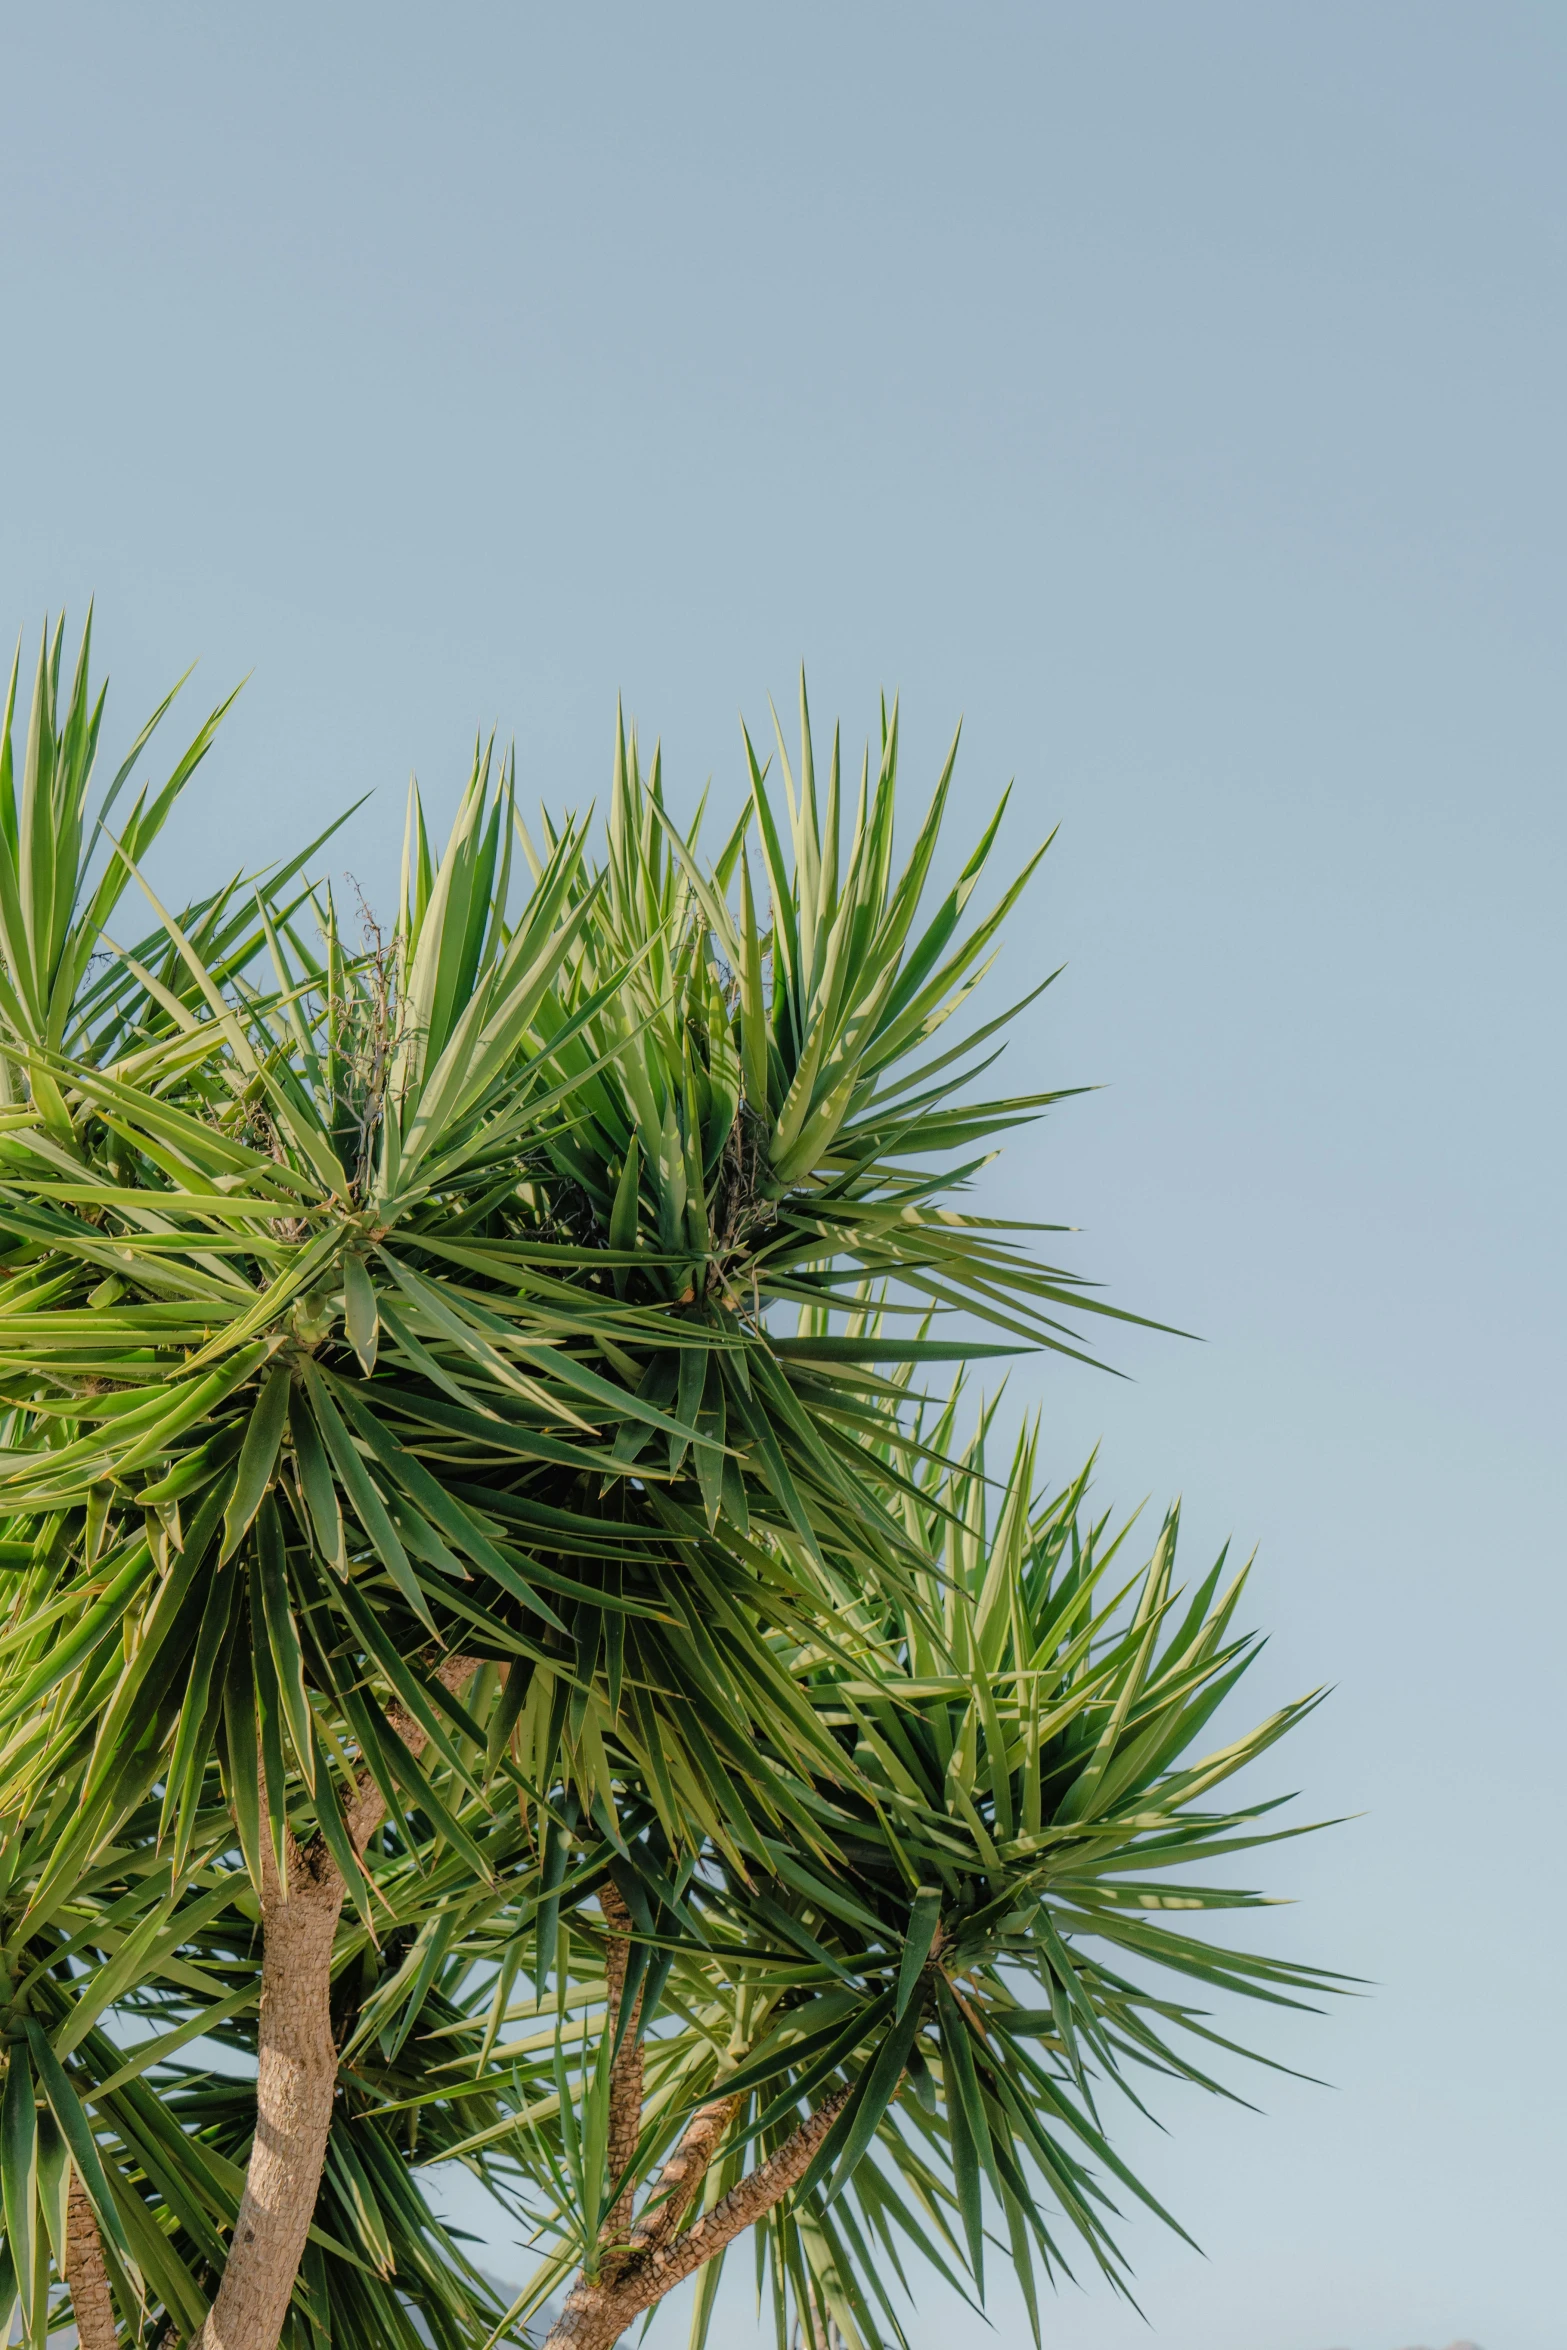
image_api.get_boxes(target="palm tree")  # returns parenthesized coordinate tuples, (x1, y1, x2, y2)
(0, 621, 1338, 2350)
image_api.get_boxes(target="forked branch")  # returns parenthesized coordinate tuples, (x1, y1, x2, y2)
(543, 2085, 853, 2350)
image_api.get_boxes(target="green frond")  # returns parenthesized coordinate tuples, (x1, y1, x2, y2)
(0, 635, 1335, 2350)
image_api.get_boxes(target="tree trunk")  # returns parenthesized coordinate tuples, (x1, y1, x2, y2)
(191, 1655, 476, 2350)
(542, 2086, 852, 2350)
(65, 2170, 119, 2350)
(598, 1883, 644, 2257)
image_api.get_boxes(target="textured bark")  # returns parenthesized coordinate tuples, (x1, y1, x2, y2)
(542, 2086, 853, 2350)
(65, 2170, 119, 2350)
(598, 1883, 645, 2255)
(191, 1654, 477, 2350)
(620, 2090, 742, 2259)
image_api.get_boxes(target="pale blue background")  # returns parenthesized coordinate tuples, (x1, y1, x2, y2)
(2, 7, 1562, 2348)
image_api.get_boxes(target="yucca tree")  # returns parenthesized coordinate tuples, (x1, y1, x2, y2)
(457, 1395, 1336, 2350)
(0, 1761, 525, 2350)
(0, 621, 1336, 2350)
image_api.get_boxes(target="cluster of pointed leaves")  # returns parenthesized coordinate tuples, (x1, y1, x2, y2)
(0, 621, 1335, 2350)
(455, 1381, 1338, 2350)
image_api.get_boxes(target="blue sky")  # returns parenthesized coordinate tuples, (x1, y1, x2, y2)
(2, 7, 1562, 2346)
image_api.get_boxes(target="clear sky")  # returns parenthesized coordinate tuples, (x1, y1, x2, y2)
(2, 7, 1562, 2347)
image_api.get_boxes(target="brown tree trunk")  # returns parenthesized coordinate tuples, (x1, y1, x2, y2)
(191, 1655, 476, 2350)
(598, 1882, 644, 2256)
(542, 2086, 852, 2350)
(65, 2170, 119, 2350)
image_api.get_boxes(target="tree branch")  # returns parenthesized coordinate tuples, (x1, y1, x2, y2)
(597, 1881, 645, 2254)
(629, 2086, 851, 2306)
(621, 2089, 742, 2258)
(543, 2085, 852, 2350)
(341, 1656, 476, 1858)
